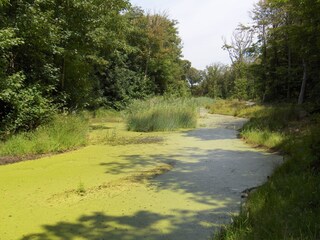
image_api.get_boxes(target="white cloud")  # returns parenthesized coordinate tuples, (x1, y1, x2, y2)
(130, 0, 258, 69)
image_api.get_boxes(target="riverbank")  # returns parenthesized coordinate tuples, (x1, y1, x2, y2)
(211, 100, 320, 240)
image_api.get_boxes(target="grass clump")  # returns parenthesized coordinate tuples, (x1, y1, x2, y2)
(208, 99, 263, 117)
(101, 131, 164, 146)
(0, 114, 88, 160)
(211, 100, 320, 240)
(85, 108, 123, 123)
(126, 97, 198, 132)
(192, 96, 215, 108)
(76, 181, 86, 196)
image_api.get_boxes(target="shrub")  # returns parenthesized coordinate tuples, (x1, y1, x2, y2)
(126, 97, 198, 132)
(0, 72, 55, 139)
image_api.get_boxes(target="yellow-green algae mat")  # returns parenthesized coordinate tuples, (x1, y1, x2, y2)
(0, 112, 282, 240)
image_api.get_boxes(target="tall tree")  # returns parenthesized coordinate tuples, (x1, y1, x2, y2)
(248, 0, 320, 103)
(223, 25, 255, 100)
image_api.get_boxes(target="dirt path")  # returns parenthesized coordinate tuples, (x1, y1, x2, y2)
(0, 111, 282, 240)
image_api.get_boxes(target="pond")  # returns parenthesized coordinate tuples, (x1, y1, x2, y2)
(0, 111, 282, 240)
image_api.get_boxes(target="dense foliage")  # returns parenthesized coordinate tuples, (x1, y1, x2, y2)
(0, 0, 190, 138)
(193, 0, 320, 106)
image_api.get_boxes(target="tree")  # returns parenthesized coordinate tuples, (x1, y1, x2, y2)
(223, 25, 254, 67)
(187, 67, 202, 88)
(247, 0, 320, 104)
(0, 0, 193, 132)
(198, 63, 233, 99)
(124, 8, 187, 97)
(0, 27, 54, 138)
(222, 25, 255, 100)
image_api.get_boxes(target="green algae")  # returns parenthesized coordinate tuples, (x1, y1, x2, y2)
(0, 119, 191, 240)
(0, 112, 281, 240)
(48, 163, 174, 203)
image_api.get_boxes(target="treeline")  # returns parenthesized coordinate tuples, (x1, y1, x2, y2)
(192, 0, 320, 105)
(0, 0, 191, 138)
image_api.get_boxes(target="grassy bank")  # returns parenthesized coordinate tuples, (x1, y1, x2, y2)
(126, 97, 200, 132)
(210, 100, 320, 239)
(0, 109, 124, 164)
(0, 115, 89, 163)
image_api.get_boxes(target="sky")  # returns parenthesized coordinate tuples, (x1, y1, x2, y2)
(129, 0, 258, 70)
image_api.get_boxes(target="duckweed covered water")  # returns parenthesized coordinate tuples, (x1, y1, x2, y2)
(0, 112, 282, 240)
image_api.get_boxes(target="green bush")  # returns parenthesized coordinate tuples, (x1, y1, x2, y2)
(0, 72, 55, 139)
(126, 97, 198, 132)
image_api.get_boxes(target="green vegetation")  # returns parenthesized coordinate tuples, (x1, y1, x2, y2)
(1, 100, 199, 162)
(0, 97, 202, 163)
(126, 97, 198, 132)
(0, 108, 129, 162)
(208, 100, 264, 117)
(0, 72, 56, 139)
(76, 181, 86, 196)
(0, 0, 191, 139)
(91, 127, 164, 146)
(210, 100, 320, 240)
(0, 115, 88, 161)
(193, 96, 215, 108)
(83, 108, 123, 124)
(1, 0, 319, 238)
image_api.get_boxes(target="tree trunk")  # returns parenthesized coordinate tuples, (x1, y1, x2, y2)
(285, 13, 291, 100)
(262, 24, 267, 103)
(144, 48, 151, 80)
(287, 46, 291, 99)
(298, 60, 307, 105)
(61, 56, 66, 89)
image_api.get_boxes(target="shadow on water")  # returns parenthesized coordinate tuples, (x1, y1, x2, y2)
(21, 205, 235, 240)
(101, 148, 279, 198)
(20, 126, 281, 240)
(182, 128, 238, 141)
(19, 147, 279, 240)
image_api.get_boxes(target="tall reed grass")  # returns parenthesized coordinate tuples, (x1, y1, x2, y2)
(0, 115, 88, 158)
(81, 108, 123, 123)
(126, 97, 198, 132)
